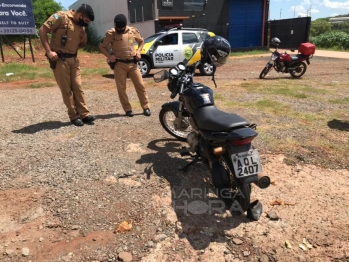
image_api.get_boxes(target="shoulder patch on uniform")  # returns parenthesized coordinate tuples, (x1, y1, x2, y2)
(53, 14, 59, 19)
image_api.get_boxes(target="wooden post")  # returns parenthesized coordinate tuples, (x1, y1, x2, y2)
(0, 36, 4, 62)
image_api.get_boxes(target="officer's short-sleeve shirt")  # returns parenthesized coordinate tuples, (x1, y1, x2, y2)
(100, 26, 144, 59)
(44, 10, 83, 54)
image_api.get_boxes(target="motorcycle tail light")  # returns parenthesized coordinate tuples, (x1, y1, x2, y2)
(230, 136, 256, 146)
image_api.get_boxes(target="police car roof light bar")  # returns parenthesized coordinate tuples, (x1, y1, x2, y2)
(167, 27, 208, 32)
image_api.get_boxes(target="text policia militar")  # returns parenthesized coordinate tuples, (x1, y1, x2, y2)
(155, 53, 174, 62)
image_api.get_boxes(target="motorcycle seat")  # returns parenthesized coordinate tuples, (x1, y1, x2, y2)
(291, 54, 305, 61)
(193, 106, 249, 132)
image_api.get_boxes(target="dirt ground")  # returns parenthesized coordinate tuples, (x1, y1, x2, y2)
(0, 47, 349, 262)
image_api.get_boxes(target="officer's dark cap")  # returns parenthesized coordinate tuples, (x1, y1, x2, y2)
(114, 14, 127, 28)
(77, 4, 95, 21)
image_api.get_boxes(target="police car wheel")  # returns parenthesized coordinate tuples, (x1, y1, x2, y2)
(137, 58, 151, 77)
(199, 62, 216, 76)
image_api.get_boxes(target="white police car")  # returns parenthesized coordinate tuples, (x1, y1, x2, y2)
(108, 26, 216, 77)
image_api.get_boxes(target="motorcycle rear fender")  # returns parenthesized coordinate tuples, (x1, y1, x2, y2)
(161, 101, 190, 117)
(238, 174, 259, 185)
(306, 58, 310, 65)
(213, 153, 258, 187)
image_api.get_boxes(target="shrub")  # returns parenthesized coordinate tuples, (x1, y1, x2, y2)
(310, 31, 349, 50)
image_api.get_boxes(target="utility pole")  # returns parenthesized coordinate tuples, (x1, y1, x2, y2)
(154, 0, 158, 21)
(308, 4, 312, 17)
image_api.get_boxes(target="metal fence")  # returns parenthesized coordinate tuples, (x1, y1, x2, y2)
(268, 17, 311, 49)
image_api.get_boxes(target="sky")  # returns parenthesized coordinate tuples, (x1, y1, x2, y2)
(58, 0, 349, 21)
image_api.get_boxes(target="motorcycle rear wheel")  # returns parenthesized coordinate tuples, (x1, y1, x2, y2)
(259, 65, 273, 79)
(290, 61, 307, 78)
(215, 161, 251, 212)
(159, 108, 191, 142)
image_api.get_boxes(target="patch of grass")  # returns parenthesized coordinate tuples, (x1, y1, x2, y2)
(96, 58, 106, 64)
(44, 82, 55, 87)
(278, 137, 302, 152)
(266, 87, 308, 98)
(230, 50, 269, 57)
(300, 113, 319, 123)
(214, 93, 224, 100)
(257, 131, 280, 151)
(81, 68, 110, 76)
(300, 86, 328, 95)
(243, 99, 291, 115)
(328, 97, 349, 104)
(28, 83, 44, 88)
(223, 100, 239, 108)
(0, 63, 52, 82)
(241, 81, 328, 99)
(27, 81, 55, 88)
(27, 72, 38, 80)
(39, 71, 54, 78)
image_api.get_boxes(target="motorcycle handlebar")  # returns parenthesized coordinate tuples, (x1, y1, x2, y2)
(167, 61, 202, 99)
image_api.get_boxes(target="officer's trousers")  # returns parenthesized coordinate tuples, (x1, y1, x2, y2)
(114, 62, 149, 112)
(52, 57, 90, 120)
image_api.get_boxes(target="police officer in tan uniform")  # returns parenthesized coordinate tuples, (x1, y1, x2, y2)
(99, 14, 150, 117)
(38, 4, 96, 126)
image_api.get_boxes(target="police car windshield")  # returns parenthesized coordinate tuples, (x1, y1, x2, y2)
(145, 33, 164, 43)
(200, 32, 210, 41)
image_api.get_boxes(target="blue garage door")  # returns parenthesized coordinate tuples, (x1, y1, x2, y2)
(229, 0, 264, 48)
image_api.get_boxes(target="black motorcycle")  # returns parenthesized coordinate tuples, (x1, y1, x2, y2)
(154, 61, 270, 219)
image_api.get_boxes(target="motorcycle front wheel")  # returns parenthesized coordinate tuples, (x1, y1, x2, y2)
(259, 64, 273, 79)
(290, 61, 307, 78)
(159, 108, 192, 142)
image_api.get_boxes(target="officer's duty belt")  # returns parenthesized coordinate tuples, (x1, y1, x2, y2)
(57, 53, 77, 59)
(117, 59, 134, 64)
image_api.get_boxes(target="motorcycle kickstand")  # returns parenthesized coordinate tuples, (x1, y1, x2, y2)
(178, 151, 199, 172)
(178, 155, 199, 172)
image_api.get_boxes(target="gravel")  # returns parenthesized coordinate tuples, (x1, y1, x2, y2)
(0, 53, 349, 261)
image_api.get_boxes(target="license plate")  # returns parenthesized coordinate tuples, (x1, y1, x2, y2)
(231, 149, 262, 177)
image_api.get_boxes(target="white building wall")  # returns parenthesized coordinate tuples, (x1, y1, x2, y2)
(69, 0, 155, 40)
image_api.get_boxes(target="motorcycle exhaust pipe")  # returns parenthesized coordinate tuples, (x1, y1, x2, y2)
(254, 173, 271, 189)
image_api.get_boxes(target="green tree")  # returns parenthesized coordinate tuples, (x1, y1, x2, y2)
(33, 0, 64, 30)
(84, 26, 102, 52)
(332, 21, 349, 34)
(310, 20, 331, 37)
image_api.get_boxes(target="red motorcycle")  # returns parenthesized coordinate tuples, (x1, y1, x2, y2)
(259, 37, 315, 79)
